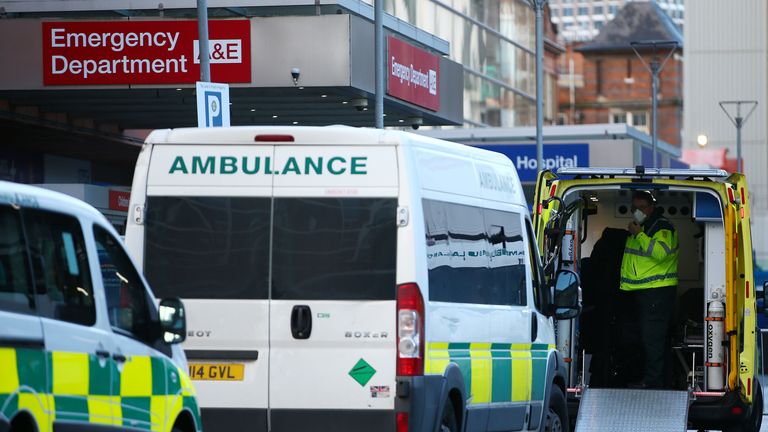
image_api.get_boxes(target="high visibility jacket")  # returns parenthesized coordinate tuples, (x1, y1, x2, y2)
(620, 210, 679, 291)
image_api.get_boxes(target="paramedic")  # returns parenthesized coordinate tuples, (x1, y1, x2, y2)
(621, 190, 679, 388)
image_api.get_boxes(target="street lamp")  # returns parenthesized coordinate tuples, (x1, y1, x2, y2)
(719, 100, 757, 173)
(531, 0, 547, 173)
(630, 40, 678, 167)
(696, 134, 708, 148)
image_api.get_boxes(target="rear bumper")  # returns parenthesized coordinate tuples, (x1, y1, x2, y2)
(200, 408, 268, 432)
(271, 409, 395, 432)
(687, 391, 750, 430)
(200, 408, 395, 432)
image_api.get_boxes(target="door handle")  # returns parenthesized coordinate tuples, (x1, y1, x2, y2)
(113, 353, 128, 363)
(291, 305, 313, 340)
(531, 314, 538, 342)
(95, 350, 110, 359)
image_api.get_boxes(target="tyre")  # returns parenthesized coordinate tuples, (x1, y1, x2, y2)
(439, 398, 459, 432)
(722, 378, 763, 432)
(544, 385, 569, 432)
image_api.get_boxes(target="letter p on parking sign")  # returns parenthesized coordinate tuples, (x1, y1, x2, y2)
(196, 81, 230, 127)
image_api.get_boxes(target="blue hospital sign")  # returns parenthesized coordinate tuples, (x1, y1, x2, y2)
(196, 81, 230, 127)
(475, 144, 590, 182)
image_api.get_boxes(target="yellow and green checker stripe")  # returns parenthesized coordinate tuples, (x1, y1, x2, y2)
(425, 342, 554, 405)
(0, 347, 200, 432)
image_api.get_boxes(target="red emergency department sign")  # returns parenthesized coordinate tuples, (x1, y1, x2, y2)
(387, 36, 440, 112)
(108, 190, 131, 212)
(42, 20, 251, 85)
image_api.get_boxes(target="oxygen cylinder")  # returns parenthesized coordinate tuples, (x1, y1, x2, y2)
(561, 219, 575, 267)
(706, 301, 725, 390)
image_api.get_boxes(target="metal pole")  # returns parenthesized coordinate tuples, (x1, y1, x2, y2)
(651, 61, 659, 167)
(736, 117, 743, 173)
(197, 0, 211, 82)
(719, 101, 757, 174)
(630, 40, 677, 168)
(534, 0, 546, 172)
(374, 0, 384, 129)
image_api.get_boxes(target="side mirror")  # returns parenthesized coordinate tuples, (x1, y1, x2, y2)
(159, 298, 186, 344)
(552, 269, 581, 320)
(758, 282, 768, 315)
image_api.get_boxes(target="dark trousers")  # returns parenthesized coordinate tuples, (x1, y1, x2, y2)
(634, 285, 677, 388)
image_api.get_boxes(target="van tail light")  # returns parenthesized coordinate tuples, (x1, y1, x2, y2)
(549, 183, 557, 198)
(728, 187, 735, 204)
(396, 412, 409, 432)
(397, 283, 424, 376)
(740, 187, 746, 205)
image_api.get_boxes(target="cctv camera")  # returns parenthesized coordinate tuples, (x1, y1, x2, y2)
(291, 68, 300, 86)
(351, 98, 369, 112)
(409, 117, 423, 130)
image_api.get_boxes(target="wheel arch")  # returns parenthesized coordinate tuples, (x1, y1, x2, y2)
(434, 363, 467, 432)
(171, 408, 199, 432)
(9, 410, 39, 432)
(536, 349, 568, 430)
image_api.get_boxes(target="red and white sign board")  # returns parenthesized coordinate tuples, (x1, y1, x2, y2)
(387, 36, 440, 112)
(108, 190, 131, 212)
(42, 20, 251, 85)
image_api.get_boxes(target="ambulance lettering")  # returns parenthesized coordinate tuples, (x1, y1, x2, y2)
(168, 155, 368, 175)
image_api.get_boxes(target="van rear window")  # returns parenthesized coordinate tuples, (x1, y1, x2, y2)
(144, 196, 396, 301)
(145, 197, 271, 300)
(271, 198, 397, 300)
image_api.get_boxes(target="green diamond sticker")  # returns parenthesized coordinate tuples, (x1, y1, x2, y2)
(348, 358, 376, 387)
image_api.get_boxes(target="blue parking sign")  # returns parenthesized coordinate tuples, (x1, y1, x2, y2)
(196, 81, 230, 127)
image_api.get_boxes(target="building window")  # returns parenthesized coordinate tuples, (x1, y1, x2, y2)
(611, 111, 649, 133)
(611, 112, 626, 125)
(594, 20, 604, 30)
(609, 5, 618, 14)
(563, 7, 573, 16)
(632, 112, 648, 127)
(578, 7, 589, 15)
(594, 5, 604, 14)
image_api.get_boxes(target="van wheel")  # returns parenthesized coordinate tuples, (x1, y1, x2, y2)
(722, 379, 763, 432)
(440, 399, 459, 432)
(544, 385, 569, 432)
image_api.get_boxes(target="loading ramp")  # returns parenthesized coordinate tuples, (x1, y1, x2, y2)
(575, 388, 690, 432)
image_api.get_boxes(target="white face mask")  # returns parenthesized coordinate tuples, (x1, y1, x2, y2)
(633, 209, 647, 224)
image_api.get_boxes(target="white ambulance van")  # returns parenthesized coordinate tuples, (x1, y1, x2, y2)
(0, 181, 200, 432)
(124, 127, 580, 432)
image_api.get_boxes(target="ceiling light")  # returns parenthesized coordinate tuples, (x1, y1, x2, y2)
(175, 88, 182, 91)
(321, 94, 328, 98)
(342, 101, 348, 104)
(398, 119, 404, 123)
(250, 109, 256, 112)
(272, 115, 279, 119)
(292, 121, 299, 125)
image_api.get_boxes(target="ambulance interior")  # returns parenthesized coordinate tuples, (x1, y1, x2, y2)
(551, 187, 725, 392)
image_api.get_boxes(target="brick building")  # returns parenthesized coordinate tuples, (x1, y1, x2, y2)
(557, 2, 683, 146)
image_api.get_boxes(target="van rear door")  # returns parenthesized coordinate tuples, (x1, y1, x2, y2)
(724, 174, 755, 402)
(267, 145, 399, 429)
(143, 144, 275, 430)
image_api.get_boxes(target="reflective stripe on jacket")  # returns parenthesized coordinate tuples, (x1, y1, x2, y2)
(620, 211, 679, 291)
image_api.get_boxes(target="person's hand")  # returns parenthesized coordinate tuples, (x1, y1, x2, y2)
(628, 220, 642, 235)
